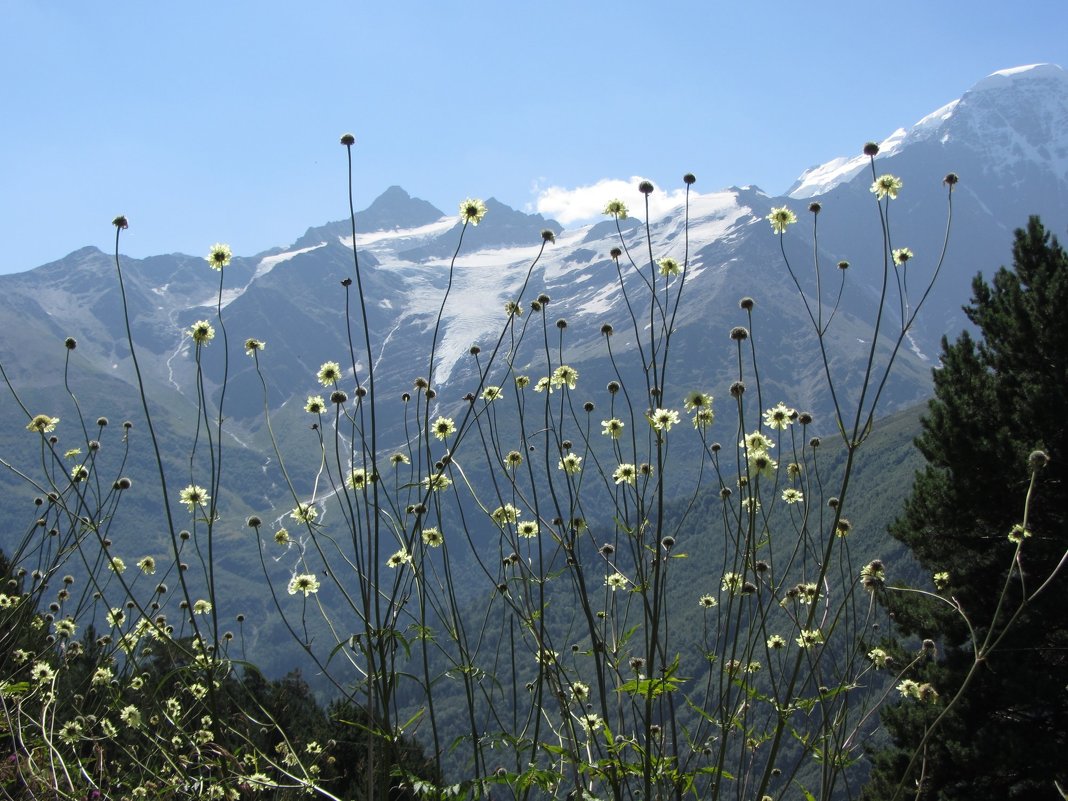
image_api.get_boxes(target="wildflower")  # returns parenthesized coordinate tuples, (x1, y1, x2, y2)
(189, 320, 215, 344)
(721, 572, 743, 595)
(107, 608, 125, 628)
(287, 574, 320, 596)
(491, 504, 519, 526)
(108, 557, 127, 574)
(536, 649, 558, 669)
(117, 705, 142, 728)
(613, 463, 637, 485)
(571, 681, 590, 701)
(767, 634, 786, 649)
(459, 198, 487, 225)
(504, 450, 523, 469)
(551, 364, 579, 390)
(432, 416, 456, 440)
(180, 485, 210, 512)
(933, 570, 950, 590)
(601, 418, 625, 439)
(658, 257, 681, 277)
(504, 300, 523, 317)
(650, 408, 680, 432)
(137, 556, 156, 575)
(58, 720, 83, 745)
(747, 450, 777, 480)
(304, 395, 326, 414)
(481, 386, 502, 402)
(871, 174, 903, 200)
(1008, 524, 1031, 544)
(423, 473, 451, 492)
(605, 572, 628, 591)
(71, 464, 89, 482)
(861, 560, 885, 591)
(693, 408, 715, 430)
(558, 453, 582, 474)
(206, 243, 232, 270)
(781, 488, 804, 505)
(188, 683, 208, 700)
(515, 374, 530, 389)
(868, 648, 892, 669)
(533, 377, 552, 393)
(835, 518, 852, 537)
(92, 667, 113, 686)
(390, 452, 410, 466)
(26, 414, 60, 433)
(274, 528, 290, 545)
(129, 676, 144, 690)
(603, 199, 628, 219)
(684, 392, 713, 412)
(699, 594, 718, 609)
(317, 361, 342, 386)
(290, 503, 318, 524)
(192, 599, 212, 615)
(763, 402, 795, 430)
(30, 662, 55, 684)
(892, 247, 914, 265)
(64, 448, 81, 459)
(796, 629, 823, 649)
(12, 649, 29, 664)
(54, 618, 76, 638)
(346, 468, 369, 490)
(767, 206, 797, 234)
(896, 679, 921, 699)
(244, 338, 265, 356)
(164, 697, 181, 719)
(422, 527, 444, 547)
(741, 431, 774, 452)
(577, 712, 604, 733)
(516, 520, 539, 538)
(386, 548, 412, 568)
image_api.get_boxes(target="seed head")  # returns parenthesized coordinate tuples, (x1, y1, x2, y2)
(730, 381, 746, 398)
(638, 180, 654, 195)
(739, 297, 754, 311)
(808, 202, 822, 214)
(610, 247, 622, 260)
(863, 142, 880, 157)
(730, 326, 749, 341)
(683, 173, 696, 185)
(1028, 450, 1050, 471)
(943, 172, 959, 186)
(339, 133, 356, 146)
(541, 229, 555, 243)
(113, 216, 129, 229)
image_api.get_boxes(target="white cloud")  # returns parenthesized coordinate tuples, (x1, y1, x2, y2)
(532, 177, 690, 225)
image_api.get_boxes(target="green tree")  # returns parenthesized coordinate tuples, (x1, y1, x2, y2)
(864, 217, 1068, 800)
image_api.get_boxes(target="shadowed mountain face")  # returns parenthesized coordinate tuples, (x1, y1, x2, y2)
(1, 65, 1065, 674)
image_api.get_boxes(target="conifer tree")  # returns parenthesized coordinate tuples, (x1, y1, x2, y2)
(864, 217, 1068, 800)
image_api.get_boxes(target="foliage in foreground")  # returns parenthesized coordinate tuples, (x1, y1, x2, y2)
(864, 217, 1067, 800)
(0, 137, 1062, 801)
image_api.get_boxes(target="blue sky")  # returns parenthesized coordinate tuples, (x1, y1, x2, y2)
(1, 1, 1065, 274)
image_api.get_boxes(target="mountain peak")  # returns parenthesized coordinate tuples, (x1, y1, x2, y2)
(787, 63, 1068, 199)
(970, 63, 1066, 93)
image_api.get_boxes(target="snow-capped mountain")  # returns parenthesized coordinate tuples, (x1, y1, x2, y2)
(1, 65, 1065, 652)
